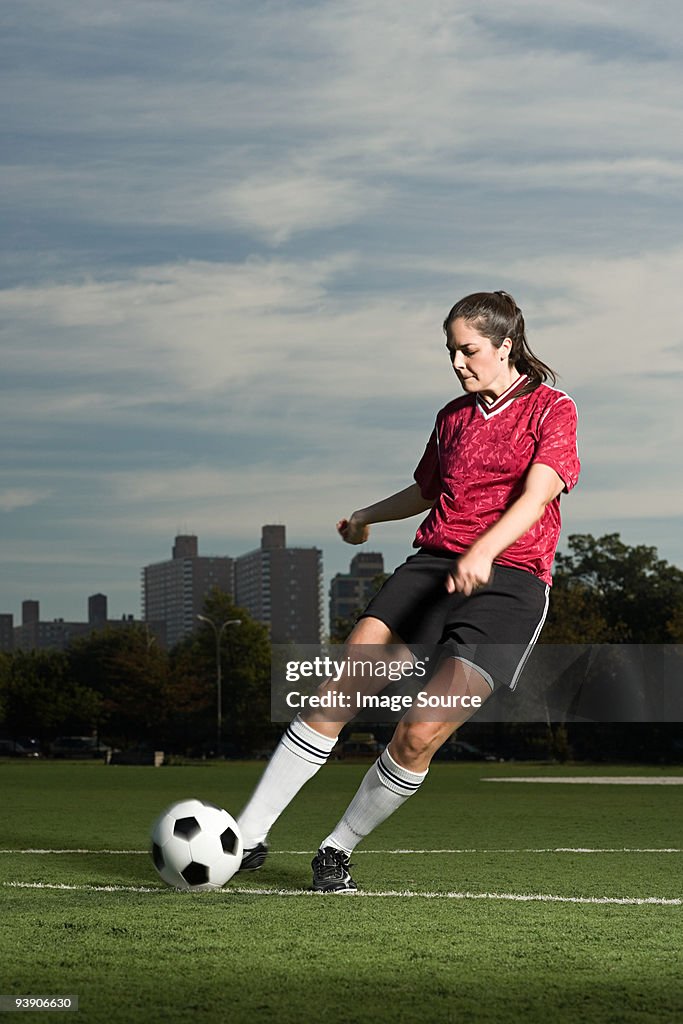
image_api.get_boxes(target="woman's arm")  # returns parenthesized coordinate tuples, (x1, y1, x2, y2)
(338, 483, 434, 545)
(447, 462, 565, 595)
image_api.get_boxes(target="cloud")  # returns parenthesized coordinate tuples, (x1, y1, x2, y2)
(0, 489, 51, 513)
(3, 0, 683, 252)
(220, 172, 387, 245)
(0, 254, 446, 410)
(2, 0, 683, 619)
(2, 244, 682, 533)
(2, 242, 682, 401)
(570, 487, 683, 523)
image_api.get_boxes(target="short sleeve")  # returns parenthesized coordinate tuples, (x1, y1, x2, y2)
(413, 427, 441, 501)
(533, 396, 580, 493)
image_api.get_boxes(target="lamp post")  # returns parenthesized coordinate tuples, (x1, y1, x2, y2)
(197, 614, 241, 757)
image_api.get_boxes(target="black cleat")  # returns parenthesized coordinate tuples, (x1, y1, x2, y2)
(238, 842, 268, 872)
(311, 847, 357, 893)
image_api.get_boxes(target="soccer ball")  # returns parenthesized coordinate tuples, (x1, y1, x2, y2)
(150, 798, 243, 891)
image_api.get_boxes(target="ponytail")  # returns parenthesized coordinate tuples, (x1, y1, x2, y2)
(443, 290, 557, 389)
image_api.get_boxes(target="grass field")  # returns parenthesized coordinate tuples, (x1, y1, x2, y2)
(1, 759, 681, 1024)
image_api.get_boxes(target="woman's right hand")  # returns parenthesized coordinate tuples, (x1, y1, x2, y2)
(337, 514, 370, 545)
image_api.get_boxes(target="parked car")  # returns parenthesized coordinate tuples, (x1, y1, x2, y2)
(50, 736, 111, 759)
(336, 732, 383, 759)
(0, 738, 41, 758)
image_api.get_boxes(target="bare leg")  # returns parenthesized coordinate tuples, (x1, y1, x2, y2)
(237, 617, 403, 852)
(304, 616, 408, 738)
(320, 656, 492, 856)
(390, 656, 493, 771)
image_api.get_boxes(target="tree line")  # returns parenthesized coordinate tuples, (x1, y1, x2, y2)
(468, 532, 683, 762)
(0, 589, 276, 758)
(1, 534, 682, 760)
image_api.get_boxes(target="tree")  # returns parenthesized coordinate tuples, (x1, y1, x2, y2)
(539, 533, 683, 762)
(541, 581, 618, 643)
(67, 625, 168, 746)
(545, 533, 683, 643)
(2, 649, 102, 741)
(666, 607, 683, 642)
(170, 589, 275, 757)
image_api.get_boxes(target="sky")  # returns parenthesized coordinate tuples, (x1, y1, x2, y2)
(2, 0, 683, 625)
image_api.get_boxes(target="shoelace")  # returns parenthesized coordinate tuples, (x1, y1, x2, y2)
(315, 849, 351, 880)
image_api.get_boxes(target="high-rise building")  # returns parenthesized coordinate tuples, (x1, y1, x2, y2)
(9, 597, 155, 652)
(235, 525, 323, 644)
(15, 600, 42, 651)
(142, 535, 234, 648)
(329, 551, 385, 636)
(88, 593, 108, 628)
(0, 613, 14, 652)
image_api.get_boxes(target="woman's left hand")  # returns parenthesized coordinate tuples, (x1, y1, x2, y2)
(446, 548, 493, 596)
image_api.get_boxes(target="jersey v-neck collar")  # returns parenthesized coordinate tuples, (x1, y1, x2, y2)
(475, 374, 530, 419)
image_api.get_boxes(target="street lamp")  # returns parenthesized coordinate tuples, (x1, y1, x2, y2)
(197, 614, 241, 757)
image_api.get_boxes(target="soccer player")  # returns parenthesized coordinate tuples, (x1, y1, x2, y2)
(237, 290, 580, 891)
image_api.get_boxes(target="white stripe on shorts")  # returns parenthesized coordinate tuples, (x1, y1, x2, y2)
(447, 582, 550, 693)
(509, 583, 550, 691)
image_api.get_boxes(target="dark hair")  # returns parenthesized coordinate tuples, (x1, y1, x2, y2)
(442, 290, 557, 388)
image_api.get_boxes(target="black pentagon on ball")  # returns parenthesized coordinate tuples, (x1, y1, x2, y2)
(174, 815, 201, 840)
(220, 827, 239, 855)
(182, 861, 210, 886)
(151, 842, 165, 870)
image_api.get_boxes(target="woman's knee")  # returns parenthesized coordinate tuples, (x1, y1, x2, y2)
(390, 720, 453, 770)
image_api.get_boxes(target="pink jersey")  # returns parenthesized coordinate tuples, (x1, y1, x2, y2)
(413, 375, 580, 585)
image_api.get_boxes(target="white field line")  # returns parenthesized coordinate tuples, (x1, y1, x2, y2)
(4, 881, 163, 893)
(278, 848, 683, 855)
(0, 849, 148, 855)
(0, 847, 681, 855)
(2, 880, 680, 906)
(483, 777, 683, 785)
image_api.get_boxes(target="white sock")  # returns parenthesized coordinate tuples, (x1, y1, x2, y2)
(320, 747, 428, 855)
(237, 715, 337, 849)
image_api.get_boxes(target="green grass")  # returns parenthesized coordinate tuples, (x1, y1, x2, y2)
(0, 760, 682, 1024)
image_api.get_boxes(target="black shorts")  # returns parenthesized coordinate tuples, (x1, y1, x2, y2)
(359, 549, 550, 692)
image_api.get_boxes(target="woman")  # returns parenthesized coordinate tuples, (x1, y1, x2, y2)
(237, 290, 580, 891)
